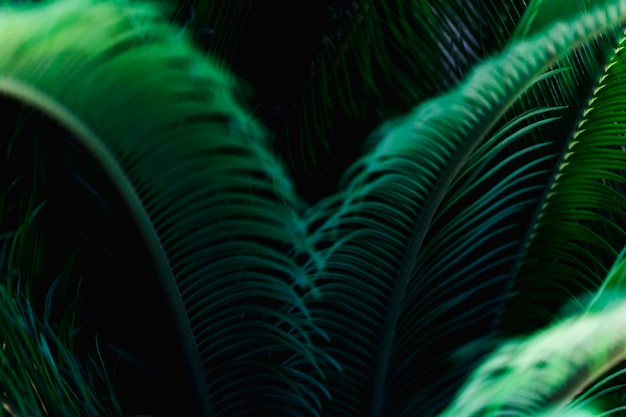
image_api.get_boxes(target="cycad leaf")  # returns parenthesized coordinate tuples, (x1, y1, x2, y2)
(281, 0, 530, 201)
(505, 27, 626, 332)
(436, 292, 626, 417)
(0, 0, 331, 415)
(306, 2, 626, 416)
(514, 0, 618, 39)
(389, 103, 560, 416)
(437, 247, 626, 417)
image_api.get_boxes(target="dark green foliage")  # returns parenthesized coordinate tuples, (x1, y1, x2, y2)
(2, 1, 626, 417)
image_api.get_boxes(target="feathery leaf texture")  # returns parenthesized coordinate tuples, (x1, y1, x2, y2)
(0, 0, 332, 415)
(505, 27, 626, 332)
(2, 0, 626, 416)
(437, 294, 626, 417)
(437, 249, 626, 417)
(304, 1, 626, 415)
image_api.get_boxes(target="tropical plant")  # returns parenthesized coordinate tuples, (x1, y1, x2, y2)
(1, 0, 626, 416)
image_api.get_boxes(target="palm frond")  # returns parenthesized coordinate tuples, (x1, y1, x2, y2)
(303, 2, 626, 416)
(436, 246, 626, 417)
(436, 291, 626, 417)
(503, 27, 626, 333)
(0, 0, 333, 415)
(389, 103, 561, 416)
(5, 1, 626, 416)
(278, 0, 530, 202)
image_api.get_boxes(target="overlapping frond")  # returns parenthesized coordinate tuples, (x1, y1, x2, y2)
(0, 0, 332, 415)
(4, 1, 626, 417)
(434, 247, 626, 417)
(388, 104, 560, 416)
(504, 27, 626, 333)
(271, 1, 530, 202)
(436, 286, 626, 417)
(303, 2, 626, 416)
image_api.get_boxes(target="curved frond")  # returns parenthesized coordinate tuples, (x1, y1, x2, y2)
(0, 1, 332, 415)
(504, 27, 626, 332)
(388, 104, 560, 416)
(279, 0, 530, 202)
(305, 2, 626, 416)
(436, 292, 626, 417)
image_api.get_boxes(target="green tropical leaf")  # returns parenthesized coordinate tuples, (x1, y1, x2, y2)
(0, 0, 333, 415)
(301, 2, 626, 416)
(4, 0, 626, 416)
(437, 246, 626, 417)
(436, 294, 626, 417)
(503, 26, 626, 333)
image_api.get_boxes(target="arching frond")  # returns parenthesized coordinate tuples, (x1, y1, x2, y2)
(504, 27, 626, 332)
(279, 0, 530, 202)
(303, 2, 626, 416)
(436, 294, 626, 417)
(0, 1, 333, 415)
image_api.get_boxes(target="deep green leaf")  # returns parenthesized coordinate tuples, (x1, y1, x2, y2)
(0, 1, 333, 415)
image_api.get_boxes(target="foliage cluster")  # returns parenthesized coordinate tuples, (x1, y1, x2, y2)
(2, 1, 626, 417)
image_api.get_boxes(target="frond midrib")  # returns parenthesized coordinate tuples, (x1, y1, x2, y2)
(0, 75, 215, 417)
